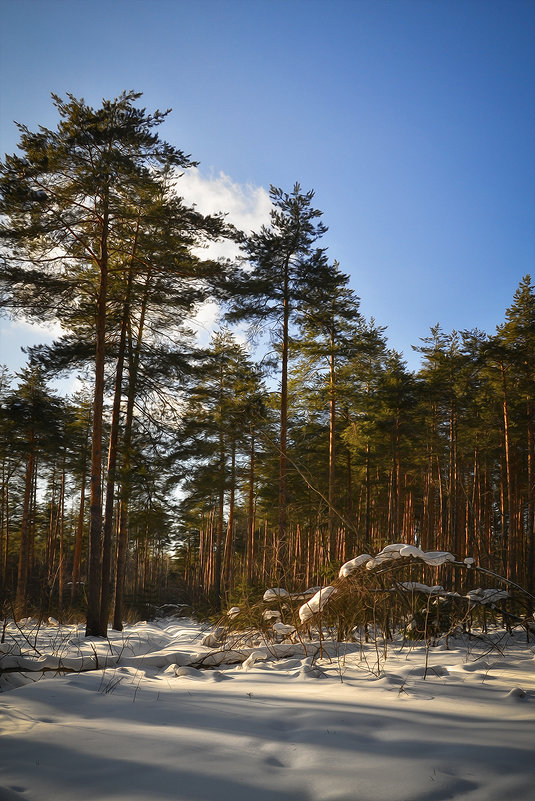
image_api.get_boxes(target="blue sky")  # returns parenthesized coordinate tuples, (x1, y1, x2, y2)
(1, 0, 534, 373)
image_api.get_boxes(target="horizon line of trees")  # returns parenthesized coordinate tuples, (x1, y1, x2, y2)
(1, 92, 533, 632)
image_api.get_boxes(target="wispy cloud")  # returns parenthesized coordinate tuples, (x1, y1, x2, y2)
(1, 319, 60, 373)
(176, 168, 271, 260)
(177, 168, 271, 232)
(174, 169, 271, 344)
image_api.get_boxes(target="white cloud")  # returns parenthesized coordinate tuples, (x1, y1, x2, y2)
(177, 168, 271, 233)
(1, 319, 59, 374)
(0, 319, 85, 394)
(8, 318, 63, 339)
(173, 169, 272, 345)
(188, 301, 220, 346)
(174, 168, 272, 260)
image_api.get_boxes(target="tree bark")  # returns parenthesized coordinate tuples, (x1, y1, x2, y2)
(278, 263, 290, 575)
(85, 204, 109, 638)
(14, 436, 35, 618)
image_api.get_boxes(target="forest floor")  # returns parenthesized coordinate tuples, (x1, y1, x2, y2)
(1, 616, 534, 801)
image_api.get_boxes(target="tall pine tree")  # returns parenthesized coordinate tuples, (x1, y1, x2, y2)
(227, 184, 327, 578)
(0, 92, 229, 634)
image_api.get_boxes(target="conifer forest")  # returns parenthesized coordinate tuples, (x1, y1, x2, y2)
(0, 93, 534, 635)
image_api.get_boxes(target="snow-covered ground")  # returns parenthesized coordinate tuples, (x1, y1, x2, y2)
(1, 616, 534, 801)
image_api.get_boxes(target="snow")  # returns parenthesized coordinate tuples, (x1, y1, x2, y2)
(263, 587, 290, 601)
(339, 544, 457, 578)
(263, 609, 281, 621)
(465, 588, 510, 605)
(298, 586, 337, 623)
(272, 622, 296, 637)
(338, 553, 373, 576)
(397, 581, 446, 596)
(1, 617, 534, 801)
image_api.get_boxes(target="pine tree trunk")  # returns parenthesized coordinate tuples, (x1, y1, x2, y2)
(213, 446, 225, 606)
(46, 469, 57, 593)
(57, 463, 65, 614)
(328, 345, 336, 561)
(0, 460, 7, 598)
(526, 400, 534, 597)
(278, 268, 290, 575)
(86, 206, 109, 638)
(246, 430, 256, 584)
(99, 309, 127, 632)
(113, 268, 151, 631)
(501, 364, 514, 580)
(344, 444, 354, 559)
(449, 405, 458, 556)
(14, 437, 35, 618)
(100, 221, 138, 632)
(222, 445, 236, 593)
(365, 442, 372, 550)
(71, 475, 86, 605)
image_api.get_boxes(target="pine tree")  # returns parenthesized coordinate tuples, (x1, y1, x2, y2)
(227, 184, 327, 578)
(3, 368, 65, 616)
(492, 275, 535, 590)
(340, 319, 389, 552)
(0, 92, 205, 635)
(0, 366, 16, 606)
(175, 330, 267, 604)
(294, 260, 362, 560)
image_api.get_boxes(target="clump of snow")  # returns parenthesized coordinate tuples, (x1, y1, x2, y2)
(340, 543, 457, 576)
(240, 651, 263, 671)
(381, 543, 408, 553)
(262, 587, 290, 601)
(299, 586, 337, 623)
(505, 686, 527, 700)
(272, 622, 296, 638)
(299, 654, 327, 679)
(397, 581, 446, 595)
(398, 544, 423, 558)
(466, 588, 510, 605)
(419, 550, 457, 565)
(262, 609, 281, 621)
(339, 553, 373, 576)
(175, 665, 205, 679)
(200, 628, 225, 648)
(226, 607, 240, 618)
